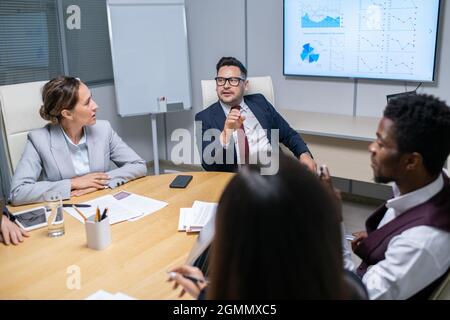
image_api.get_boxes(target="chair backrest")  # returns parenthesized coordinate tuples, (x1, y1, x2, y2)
(343, 270, 368, 300)
(200, 76, 275, 109)
(0, 81, 48, 175)
(429, 269, 450, 300)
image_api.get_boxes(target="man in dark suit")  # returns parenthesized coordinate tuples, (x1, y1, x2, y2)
(195, 57, 316, 173)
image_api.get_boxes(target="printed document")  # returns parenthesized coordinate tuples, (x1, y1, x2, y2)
(64, 191, 168, 225)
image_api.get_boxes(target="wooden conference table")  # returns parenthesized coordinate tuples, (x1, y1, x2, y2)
(0, 172, 234, 299)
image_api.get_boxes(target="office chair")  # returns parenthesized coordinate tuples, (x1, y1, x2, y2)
(195, 76, 276, 172)
(343, 270, 368, 300)
(0, 81, 48, 177)
(198, 75, 302, 163)
(429, 269, 450, 300)
(200, 76, 275, 109)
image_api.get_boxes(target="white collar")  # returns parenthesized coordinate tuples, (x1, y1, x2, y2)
(386, 173, 444, 216)
(61, 126, 87, 147)
(219, 99, 249, 113)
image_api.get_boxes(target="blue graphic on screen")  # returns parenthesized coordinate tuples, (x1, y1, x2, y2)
(301, 13, 341, 28)
(300, 43, 320, 63)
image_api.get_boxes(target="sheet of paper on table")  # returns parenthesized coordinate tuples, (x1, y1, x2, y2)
(85, 289, 136, 300)
(178, 201, 217, 233)
(64, 191, 168, 224)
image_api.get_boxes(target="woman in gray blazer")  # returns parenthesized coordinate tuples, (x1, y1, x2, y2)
(9, 76, 147, 206)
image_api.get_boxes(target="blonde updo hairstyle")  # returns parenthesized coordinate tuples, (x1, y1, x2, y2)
(39, 76, 80, 124)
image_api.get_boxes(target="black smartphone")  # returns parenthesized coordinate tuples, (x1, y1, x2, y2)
(170, 175, 193, 188)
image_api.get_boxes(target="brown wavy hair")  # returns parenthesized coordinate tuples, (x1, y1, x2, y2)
(39, 76, 80, 124)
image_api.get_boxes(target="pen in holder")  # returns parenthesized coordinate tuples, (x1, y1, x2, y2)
(85, 215, 111, 250)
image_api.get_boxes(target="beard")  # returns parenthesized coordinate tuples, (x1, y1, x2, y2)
(219, 95, 240, 106)
(373, 174, 394, 184)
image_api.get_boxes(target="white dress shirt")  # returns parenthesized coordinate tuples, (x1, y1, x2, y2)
(61, 127, 90, 176)
(343, 173, 450, 300)
(219, 101, 271, 165)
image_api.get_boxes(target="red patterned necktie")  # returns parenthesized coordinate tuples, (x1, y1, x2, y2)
(231, 105, 249, 164)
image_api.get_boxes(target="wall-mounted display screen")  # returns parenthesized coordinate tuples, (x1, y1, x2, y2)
(284, 0, 441, 82)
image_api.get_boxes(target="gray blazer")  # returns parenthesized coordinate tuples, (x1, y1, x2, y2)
(9, 120, 147, 205)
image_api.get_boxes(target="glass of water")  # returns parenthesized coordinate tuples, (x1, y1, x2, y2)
(44, 192, 65, 237)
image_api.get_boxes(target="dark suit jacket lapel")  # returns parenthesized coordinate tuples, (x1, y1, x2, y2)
(211, 102, 226, 131)
(85, 126, 104, 172)
(50, 125, 76, 179)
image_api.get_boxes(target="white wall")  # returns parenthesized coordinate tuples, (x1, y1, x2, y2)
(90, 84, 163, 163)
(247, 0, 355, 115)
(247, 0, 450, 118)
(91, 0, 246, 166)
(1, 0, 447, 193)
(78, 0, 450, 165)
(356, 1, 450, 117)
(164, 0, 246, 160)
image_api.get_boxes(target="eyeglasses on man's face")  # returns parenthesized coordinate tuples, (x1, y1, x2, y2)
(215, 77, 246, 87)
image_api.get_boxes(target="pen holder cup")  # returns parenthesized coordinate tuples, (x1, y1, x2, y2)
(85, 216, 111, 250)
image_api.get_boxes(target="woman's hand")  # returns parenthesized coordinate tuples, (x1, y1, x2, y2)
(168, 265, 208, 299)
(299, 152, 317, 172)
(71, 172, 110, 191)
(1, 215, 30, 245)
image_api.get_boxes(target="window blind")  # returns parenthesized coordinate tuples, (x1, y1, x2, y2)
(0, 0, 64, 85)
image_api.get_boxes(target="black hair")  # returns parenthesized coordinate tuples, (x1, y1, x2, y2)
(216, 57, 247, 78)
(384, 94, 450, 175)
(207, 154, 344, 299)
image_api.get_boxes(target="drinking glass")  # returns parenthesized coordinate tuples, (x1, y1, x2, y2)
(44, 192, 65, 237)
